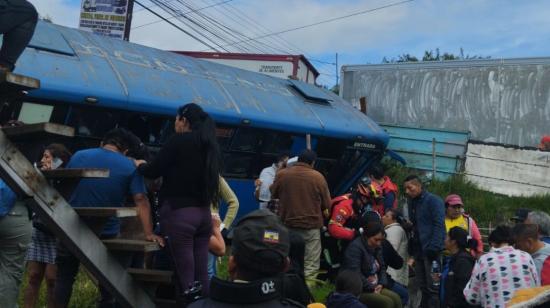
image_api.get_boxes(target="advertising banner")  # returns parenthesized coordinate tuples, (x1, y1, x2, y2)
(79, 0, 130, 39)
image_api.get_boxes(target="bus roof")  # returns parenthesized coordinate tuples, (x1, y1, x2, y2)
(16, 21, 388, 144)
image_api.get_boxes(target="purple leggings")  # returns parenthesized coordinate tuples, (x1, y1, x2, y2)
(160, 204, 212, 296)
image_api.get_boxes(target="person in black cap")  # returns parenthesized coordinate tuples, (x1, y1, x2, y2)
(511, 208, 532, 224)
(188, 209, 304, 308)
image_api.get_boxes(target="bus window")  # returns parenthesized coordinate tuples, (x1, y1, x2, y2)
(325, 148, 375, 195)
(315, 137, 347, 181)
(66, 107, 120, 137)
(216, 126, 235, 151)
(124, 114, 171, 145)
(316, 138, 347, 160)
(230, 128, 262, 152)
(261, 132, 293, 155)
(223, 153, 254, 178)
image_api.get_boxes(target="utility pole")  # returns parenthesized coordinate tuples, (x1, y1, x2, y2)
(123, 0, 135, 41)
(335, 52, 339, 88)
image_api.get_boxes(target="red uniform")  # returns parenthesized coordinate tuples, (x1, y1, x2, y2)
(327, 195, 358, 241)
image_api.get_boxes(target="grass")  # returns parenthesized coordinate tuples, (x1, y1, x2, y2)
(17, 164, 550, 305)
(18, 267, 99, 308)
(383, 161, 550, 227)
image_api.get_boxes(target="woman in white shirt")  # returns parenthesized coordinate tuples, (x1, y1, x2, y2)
(382, 208, 409, 287)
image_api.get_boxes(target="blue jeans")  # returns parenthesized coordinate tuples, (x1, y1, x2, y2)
(207, 253, 216, 279)
(391, 282, 409, 305)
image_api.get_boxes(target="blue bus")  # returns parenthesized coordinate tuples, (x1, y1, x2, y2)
(6, 21, 390, 222)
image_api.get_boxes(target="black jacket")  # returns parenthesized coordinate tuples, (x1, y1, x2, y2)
(188, 277, 304, 308)
(341, 236, 389, 292)
(443, 250, 478, 308)
(326, 292, 366, 308)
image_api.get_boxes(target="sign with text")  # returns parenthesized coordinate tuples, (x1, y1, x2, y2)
(79, 0, 130, 39)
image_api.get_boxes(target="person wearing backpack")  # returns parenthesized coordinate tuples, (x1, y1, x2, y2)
(440, 227, 478, 308)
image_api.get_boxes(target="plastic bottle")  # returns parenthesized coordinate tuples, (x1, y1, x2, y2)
(431, 260, 440, 287)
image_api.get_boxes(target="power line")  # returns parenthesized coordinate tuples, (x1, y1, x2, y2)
(203, 0, 414, 50)
(133, 0, 221, 51)
(133, 0, 174, 13)
(146, 0, 267, 53)
(208, 1, 338, 79)
(132, 0, 234, 29)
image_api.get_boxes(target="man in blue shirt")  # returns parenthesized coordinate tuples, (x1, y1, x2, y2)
(54, 128, 164, 308)
(404, 175, 445, 308)
(0, 179, 31, 307)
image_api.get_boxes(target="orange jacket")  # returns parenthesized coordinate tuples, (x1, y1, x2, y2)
(372, 176, 398, 215)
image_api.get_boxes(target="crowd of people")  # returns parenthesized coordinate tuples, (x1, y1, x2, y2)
(2, 2, 550, 307)
(0, 103, 550, 308)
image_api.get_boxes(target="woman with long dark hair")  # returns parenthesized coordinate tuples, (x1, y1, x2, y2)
(342, 222, 402, 308)
(135, 103, 221, 296)
(441, 227, 477, 308)
(24, 143, 71, 308)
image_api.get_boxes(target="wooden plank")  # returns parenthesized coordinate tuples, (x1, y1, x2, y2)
(102, 239, 161, 252)
(154, 298, 177, 308)
(3, 122, 74, 141)
(42, 168, 109, 179)
(74, 207, 137, 218)
(127, 268, 173, 284)
(0, 71, 40, 92)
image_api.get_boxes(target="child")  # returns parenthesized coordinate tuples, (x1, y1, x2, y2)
(326, 270, 367, 308)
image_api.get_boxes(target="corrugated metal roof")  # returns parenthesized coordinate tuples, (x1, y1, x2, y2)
(16, 21, 387, 144)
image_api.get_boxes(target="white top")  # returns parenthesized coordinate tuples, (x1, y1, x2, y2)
(384, 223, 409, 286)
(258, 164, 277, 207)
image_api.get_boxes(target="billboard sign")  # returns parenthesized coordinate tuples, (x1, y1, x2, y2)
(79, 0, 130, 39)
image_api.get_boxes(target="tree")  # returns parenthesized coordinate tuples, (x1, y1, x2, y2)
(381, 48, 488, 63)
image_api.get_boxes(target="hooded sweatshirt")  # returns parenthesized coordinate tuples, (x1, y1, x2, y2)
(325, 292, 366, 308)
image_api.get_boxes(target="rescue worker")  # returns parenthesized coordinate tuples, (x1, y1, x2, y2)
(327, 177, 381, 241)
(367, 163, 399, 216)
(320, 177, 381, 281)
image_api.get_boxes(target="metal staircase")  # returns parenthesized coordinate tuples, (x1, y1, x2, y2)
(0, 71, 174, 308)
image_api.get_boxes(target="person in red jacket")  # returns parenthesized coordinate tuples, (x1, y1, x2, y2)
(328, 177, 382, 241)
(367, 164, 398, 216)
(320, 177, 381, 281)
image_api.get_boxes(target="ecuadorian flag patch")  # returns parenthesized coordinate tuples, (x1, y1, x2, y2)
(263, 230, 280, 243)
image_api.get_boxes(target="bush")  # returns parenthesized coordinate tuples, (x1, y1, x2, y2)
(384, 161, 550, 226)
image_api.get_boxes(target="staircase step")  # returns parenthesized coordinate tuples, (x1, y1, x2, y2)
(154, 298, 177, 307)
(42, 168, 109, 179)
(127, 268, 173, 284)
(3, 122, 74, 141)
(0, 70, 40, 92)
(74, 207, 137, 218)
(102, 239, 161, 252)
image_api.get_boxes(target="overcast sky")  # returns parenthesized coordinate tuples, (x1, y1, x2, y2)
(29, 0, 550, 86)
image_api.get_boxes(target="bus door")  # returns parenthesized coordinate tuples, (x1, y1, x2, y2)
(318, 138, 384, 196)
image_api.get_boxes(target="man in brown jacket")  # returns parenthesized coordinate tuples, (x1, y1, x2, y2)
(271, 149, 331, 282)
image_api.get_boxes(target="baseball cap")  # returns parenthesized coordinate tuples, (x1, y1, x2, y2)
(511, 208, 532, 223)
(231, 209, 290, 261)
(444, 194, 463, 207)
